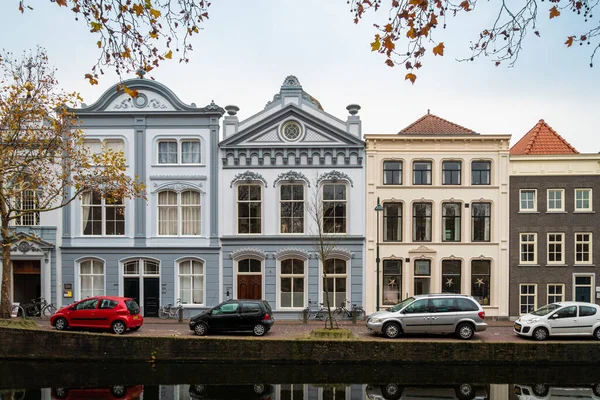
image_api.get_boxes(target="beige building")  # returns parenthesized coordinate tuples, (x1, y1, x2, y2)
(365, 113, 511, 318)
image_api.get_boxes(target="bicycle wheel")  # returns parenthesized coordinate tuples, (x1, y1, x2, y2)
(181, 308, 190, 320)
(158, 307, 169, 319)
(333, 308, 344, 320)
(24, 305, 38, 318)
(11, 304, 24, 318)
(42, 304, 57, 317)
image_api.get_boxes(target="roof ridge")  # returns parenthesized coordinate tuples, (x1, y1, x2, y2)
(510, 119, 579, 155)
(398, 113, 475, 135)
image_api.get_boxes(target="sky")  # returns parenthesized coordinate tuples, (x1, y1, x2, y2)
(1, 0, 598, 150)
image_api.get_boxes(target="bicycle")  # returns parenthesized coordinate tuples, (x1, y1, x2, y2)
(158, 298, 190, 320)
(333, 299, 365, 321)
(23, 297, 57, 317)
(298, 299, 333, 322)
(10, 303, 25, 318)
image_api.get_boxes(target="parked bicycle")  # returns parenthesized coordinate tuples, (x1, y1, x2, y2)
(158, 299, 190, 320)
(298, 299, 333, 322)
(10, 303, 25, 318)
(333, 299, 365, 321)
(22, 297, 57, 318)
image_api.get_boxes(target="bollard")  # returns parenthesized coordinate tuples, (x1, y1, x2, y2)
(178, 307, 183, 323)
(352, 310, 357, 324)
(302, 308, 308, 324)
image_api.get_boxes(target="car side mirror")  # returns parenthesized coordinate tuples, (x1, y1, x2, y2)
(69, 306, 76, 311)
(549, 314, 558, 319)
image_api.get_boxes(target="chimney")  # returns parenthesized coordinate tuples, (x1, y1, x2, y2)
(223, 105, 239, 139)
(346, 104, 361, 137)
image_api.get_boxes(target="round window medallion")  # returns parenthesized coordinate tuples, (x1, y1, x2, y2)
(132, 93, 148, 108)
(282, 121, 302, 141)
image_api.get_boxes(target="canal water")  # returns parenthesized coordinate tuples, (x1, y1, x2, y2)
(1, 362, 599, 399)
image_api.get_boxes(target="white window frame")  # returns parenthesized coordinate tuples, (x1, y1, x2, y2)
(81, 191, 125, 236)
(279, 258, 306, 309)
(322, 258, 349, 308)
(547, 233, 565, 265)
(84, 138, 126, 164)
(547, 283, 565, 304)
(574, 188, 593, 212)
(573, 273, 595, 302)
(157, 190, 202, 236)
(547, 189, 565, 212)
(519, 284, 537, 315)
(157, 138, 202, 165)
(575, 232, 593, 265)
(177, 259, 205, 306)
(519, 233, 537, 265)
(321, 183, 348, 234)
(279, 183, 305, 234)
(79, 259, 105, 300)
(237, 184, 263, 235)
(519, 189, 537, 212)
(14, 189, 40, 226)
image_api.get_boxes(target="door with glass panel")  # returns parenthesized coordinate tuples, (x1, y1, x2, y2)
(238, 259, 262, 300)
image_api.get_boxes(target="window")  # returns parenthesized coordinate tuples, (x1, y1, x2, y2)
(179, 260, 204, 305)
(323, 258, 347, 308)
(14, 189, 40, 226)
(99, 299, 118, 309)
(383, 203, 402, 242)
(158, 190, 201, 236)
(280, 259, 305, 308)
(554, 306, 576, 318)
(575, 233, 592, 264)
(237, 184, 262, 234)
(412, 203, 432, 242)
(547, 233, 564, 264)
(238, 259, 261, 273)
(414, 259, 431, 295)
(404, 299, 430, 313)
(520, 189, 537, 212)
(75, 298, 99, 310)
(84, 138, 125, 161)
(280, 184, 304, 233)
(158, 139, 201, 164)
(520, 233, 537, 264)
(442, 203, 461, 242)
(80, 259, 104, 298)
(322, 184, 347, 234)
(442, 161, 461, 185)
(279, 384, 305, 400)
(383, 260, 402, 305)
(383, 161, 402, 185)
(471, 260, 490, 305)
(520, 284, 536, 315)
(547, 284, 564, 303)
(574, 275, 593, 302)
(547, 189, 564, 212)
(471, 161, 491, 185)
(442, 260, 461, 294)
(580, 305, 597, 317)
(82, 191, 125, 236)
(471, 202, 491, 242)
(575, 188, 592, 211)
(413, 161, 432, 185)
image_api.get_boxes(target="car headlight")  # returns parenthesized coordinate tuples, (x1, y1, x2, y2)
(369, 318, 382, 323)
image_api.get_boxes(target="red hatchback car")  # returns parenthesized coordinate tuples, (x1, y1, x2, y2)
(50, 296, 143, 334)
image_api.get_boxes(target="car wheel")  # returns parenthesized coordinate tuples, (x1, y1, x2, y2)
(455, 384, 475, 400)
(594, 327, 600, 341)
(382, 383, 402, 400)
(593, 384, 600, 397)
(112, 320, 126, 335)
(253, 384, 265, 394)
(532, 384, 549, 397)
(192, 385, 206, 395)
(110, 385, 126, 398)
(533, 327, 549, 341)
(54, 317, 68, 331)
(194, 323, 208, 336)
(456, 323, 475, 340)
(53, 388, 69, 399)
(130, 326, 140, 332)
(383, 322, 401, 339)
(253, 323, 267, 336)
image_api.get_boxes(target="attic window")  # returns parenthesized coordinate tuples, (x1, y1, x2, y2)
(282, 121, 302, 142)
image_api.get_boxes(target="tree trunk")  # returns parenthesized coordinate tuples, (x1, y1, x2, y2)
(0, 191, 12, 319)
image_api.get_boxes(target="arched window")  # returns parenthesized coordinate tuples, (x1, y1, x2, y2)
(80, 259, 104, 298)
(280, 259, 305, 308)
(158, 190, 201, 236)
(323, 258, 347, 308)
(178, 259, 204, 305)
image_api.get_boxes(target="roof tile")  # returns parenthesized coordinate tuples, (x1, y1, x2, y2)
(510, 119, 579, 155)
(398, 113, 476, 135)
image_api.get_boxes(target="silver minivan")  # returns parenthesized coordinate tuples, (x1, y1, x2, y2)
(366, 294, 488, 340)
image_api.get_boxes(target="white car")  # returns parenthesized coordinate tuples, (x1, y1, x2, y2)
(514, 302, 600, 341)
(365, 383, 489, 400)
(514, 384, 600, 399)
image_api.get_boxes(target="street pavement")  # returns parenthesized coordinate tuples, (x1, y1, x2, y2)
(35, 317, 530, 342)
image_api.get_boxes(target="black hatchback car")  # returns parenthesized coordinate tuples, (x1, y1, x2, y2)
(189, 299, 274, 336)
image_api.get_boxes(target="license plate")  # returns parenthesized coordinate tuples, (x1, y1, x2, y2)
(514, 324, 520, 332)
(133, 315, 139, 320)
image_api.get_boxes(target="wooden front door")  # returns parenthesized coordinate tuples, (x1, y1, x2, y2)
(12, 260, 41, 304)
(237, 275, 262, 300)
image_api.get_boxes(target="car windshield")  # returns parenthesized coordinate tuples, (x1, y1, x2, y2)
(125, 299, 140, 315)
(530, 303, 561, 316)
(388, 297, 415, 312)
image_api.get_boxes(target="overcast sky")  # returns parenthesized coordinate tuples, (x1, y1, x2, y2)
(1, 1, 598, 150)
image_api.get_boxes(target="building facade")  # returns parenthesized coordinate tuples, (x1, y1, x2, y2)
(365, 114, 511, 318)
(509, 120, 600, 318)
(219, 76, 366, 319)
(60, 79, 224, 316)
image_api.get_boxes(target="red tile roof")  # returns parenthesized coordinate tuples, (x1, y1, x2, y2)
(398, 113, 477, 135)
(510, 119, 579, 155)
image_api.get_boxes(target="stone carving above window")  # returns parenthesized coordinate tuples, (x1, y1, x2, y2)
(273, 171, 310, 187)
(152, 182, 203, 193)
(317, 170, 354, 187)
(274, 248, 311, 260)
(230, 171, 267, 188)
(148, 98, 167, 109)
(230, 248, 268, 260)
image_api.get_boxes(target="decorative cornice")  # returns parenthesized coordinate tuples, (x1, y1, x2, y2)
(230, 171, 267, 188)
(265, 93, 281, 108)
(274, 248, 311, 260)
(282, 75, 301, 87)
(201, 100, 225, 114)
(151, 182, 204, 193)
(272, 171, 311, 187)
(408, 245, 437, 254)
(317, 170, 354, 187)
(322, 247, 354, 260)
(230, 248, 268, 260)
(150, 175, 207, 181)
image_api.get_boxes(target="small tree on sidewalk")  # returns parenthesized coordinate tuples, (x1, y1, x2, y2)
(307, 174, 344, 330)
(0, 47, 145, 319)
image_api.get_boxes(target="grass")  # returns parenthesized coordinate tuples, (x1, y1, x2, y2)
(307, 328, 356, 340)
(0, 319, 39, 329)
